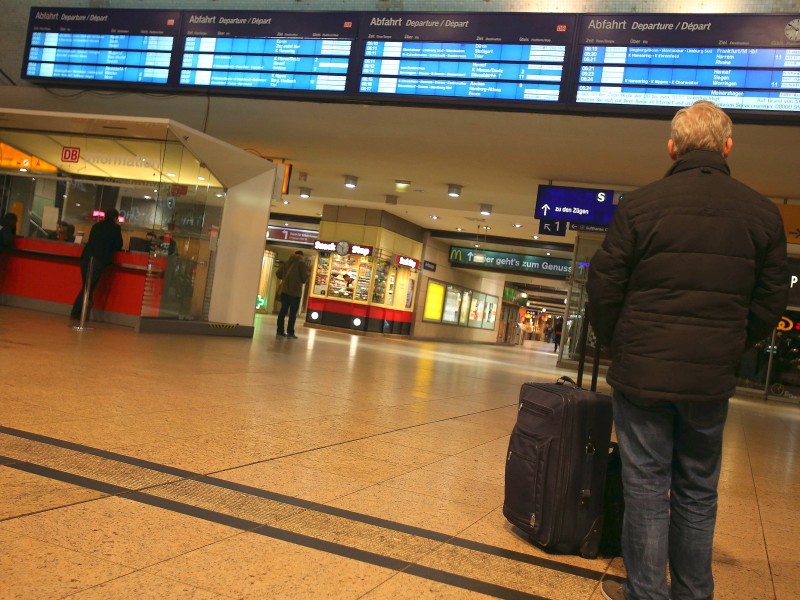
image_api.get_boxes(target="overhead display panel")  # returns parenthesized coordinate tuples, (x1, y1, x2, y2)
(357, 13, 576, 107)
(22, 8, 180, 85)
(574, 14, 800, 114)
(178, 11, 358, 93)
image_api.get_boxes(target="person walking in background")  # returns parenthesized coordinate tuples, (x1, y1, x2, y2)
(588, 100, 789, 600)
(275, 250, 309, 339)
(552, 317, 563, 352)
(0, 212, 18, 252)
(71, 209, 123, 321)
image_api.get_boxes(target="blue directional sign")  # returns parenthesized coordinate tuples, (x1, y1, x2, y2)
(534, 184, 616, 226)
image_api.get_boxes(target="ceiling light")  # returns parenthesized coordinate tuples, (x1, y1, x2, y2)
(19, 168, 28, 172)
(547, 252, 551, 256)
(167, 172, 175, 177)
(282, 200, 290, 205)
(431, 215, 439, 220)
(197, 176, 205, 181)
(447, 184, 462, 198)
(512, 223, 523, 228)
(482, 226, 491, 230)
(395, 180, 410, 192)
(215, 193, 223, 198)
(533, 235, 539, 240)
(344, 175, 358, 189)
(474, 244, 480, 248)
(299, 187, 311, 198)
(456, 227, 463, 232)
(479, 203, 492, 216)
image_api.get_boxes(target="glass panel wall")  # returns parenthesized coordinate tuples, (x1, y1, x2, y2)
(0, 130, 226, 322)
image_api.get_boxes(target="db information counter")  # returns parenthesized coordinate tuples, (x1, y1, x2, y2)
(1, 237, 169, 326)
(305, 239, 419, 334)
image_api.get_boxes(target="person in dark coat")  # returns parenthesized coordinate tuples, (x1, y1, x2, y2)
(71, 209, 123, 321)
(0, 212, 18, 252)
(589, 101, 789, 600)
(552, 317, 563, 352)
(275, 250, 309, 339)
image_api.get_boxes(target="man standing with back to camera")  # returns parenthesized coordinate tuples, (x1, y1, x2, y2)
(275, 250, 309, 339)
(71, 208, 123, 321)
(588, 101, 789, 600)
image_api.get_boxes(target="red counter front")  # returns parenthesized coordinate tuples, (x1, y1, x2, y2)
(306, 296, 413, 335)
(0, 238, 165, 326)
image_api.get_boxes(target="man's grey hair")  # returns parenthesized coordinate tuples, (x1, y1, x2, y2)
(670, 100, 733, 156)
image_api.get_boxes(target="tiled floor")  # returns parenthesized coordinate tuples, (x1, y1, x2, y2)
(1, 305, 798, 599)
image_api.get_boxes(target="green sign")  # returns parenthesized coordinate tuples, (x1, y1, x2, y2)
(449, 246, 572, 278)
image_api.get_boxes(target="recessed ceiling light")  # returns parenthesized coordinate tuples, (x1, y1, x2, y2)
(533, 235, 539, 240)
(512, 223, 523, 228)
(447, 184, 462, 198)
(474, 244, 480, 248)
(167, 172, 175, 177)
(282, 200, 289, 205)
(546, 252, 551, 256)
(456, 227, 463, 231)
(395, 180, 411, 191)
(197, 176, 205, 181)
(430, 215, 439, 220)
(344, 175, 358, 188)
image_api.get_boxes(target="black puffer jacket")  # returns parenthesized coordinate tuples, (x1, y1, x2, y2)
(587, 150, 789, 402)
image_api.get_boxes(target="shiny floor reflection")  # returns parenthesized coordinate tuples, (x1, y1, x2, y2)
(1, 307, 798, 599)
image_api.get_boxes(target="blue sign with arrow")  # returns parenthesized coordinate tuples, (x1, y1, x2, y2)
(534, 184, 616, 226)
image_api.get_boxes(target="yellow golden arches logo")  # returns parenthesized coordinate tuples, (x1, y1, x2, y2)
(449, 248, 463, 262)
(777, 317, 794, 332)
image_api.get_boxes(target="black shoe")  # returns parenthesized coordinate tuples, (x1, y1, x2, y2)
(601, 579, 626, 600)
(287, 334, 298, 339)
(276, 332, 287, 337)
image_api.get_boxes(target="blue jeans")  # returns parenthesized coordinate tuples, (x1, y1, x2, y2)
(612, 391, 727, 600)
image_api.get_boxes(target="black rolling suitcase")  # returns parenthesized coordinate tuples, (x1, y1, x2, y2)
(503, 319, 613, 559)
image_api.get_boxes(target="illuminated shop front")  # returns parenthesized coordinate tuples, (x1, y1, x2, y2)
(305, 207, 423, 335)
(0, 109, 276, 335)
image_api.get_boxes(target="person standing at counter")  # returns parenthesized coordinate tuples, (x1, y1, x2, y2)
(70, 209, 123, 321)
(275, 250, 309, 339)
(0, 212, 18, 252)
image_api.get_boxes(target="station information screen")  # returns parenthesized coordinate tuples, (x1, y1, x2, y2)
(357, 13, 576, 106)
(574, 14, 800, 113)
(23, 8, 180, 85)
(177, 11, 358, 92)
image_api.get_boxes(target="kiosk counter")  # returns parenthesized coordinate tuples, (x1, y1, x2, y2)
(0, 237, 166, 326)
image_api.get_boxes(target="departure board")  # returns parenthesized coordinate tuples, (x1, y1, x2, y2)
(23, 8, 179, 85)
(574, 14, 800, 113)
(178, 11, 357, 92)
(357, 13, 575, 105)
(20, 8, 800, 121)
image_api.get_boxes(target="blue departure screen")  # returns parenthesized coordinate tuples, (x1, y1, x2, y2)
(357, 13, 575, 105)
(22, 9, 178, 85)
(574, 15, 800, 113)
(177, 12, 357, 93)
(21, 9, 800, 120)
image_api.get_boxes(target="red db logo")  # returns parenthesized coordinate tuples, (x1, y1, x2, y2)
(61, 147, 80, 163)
